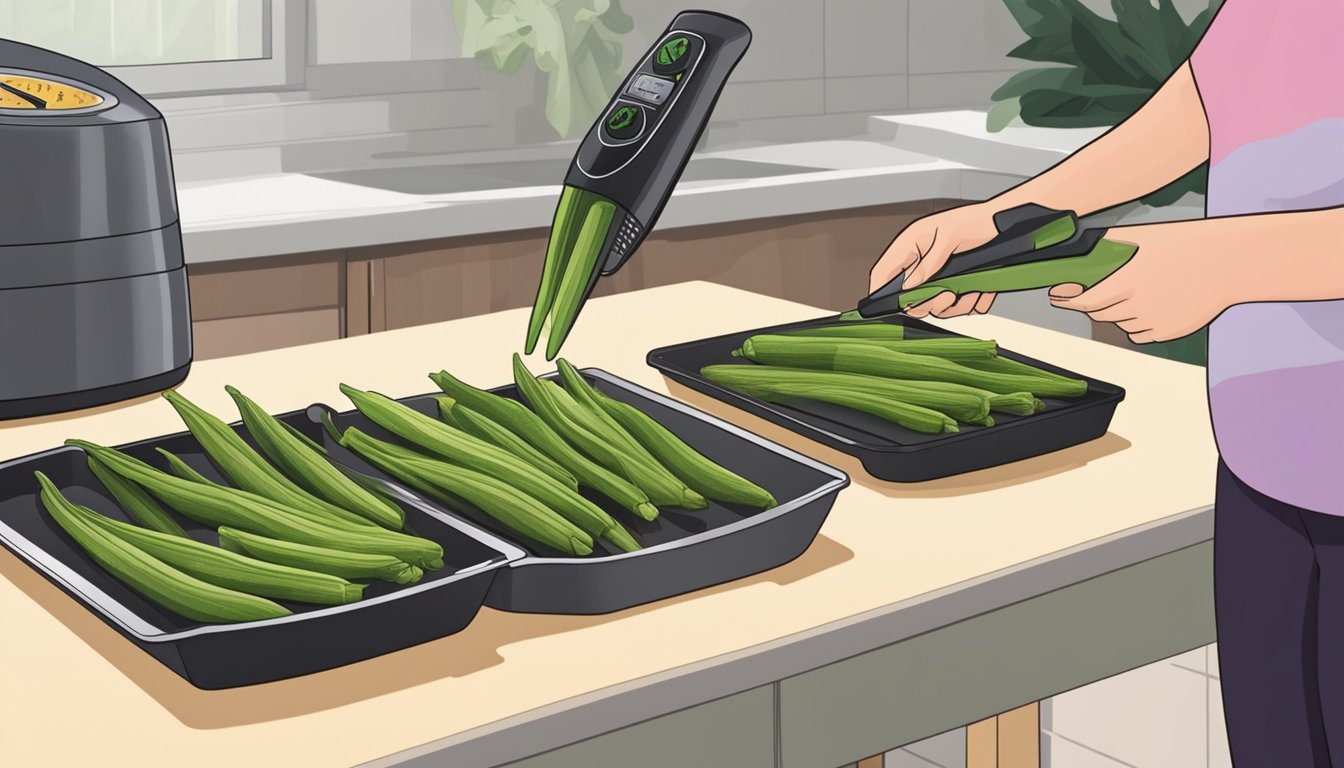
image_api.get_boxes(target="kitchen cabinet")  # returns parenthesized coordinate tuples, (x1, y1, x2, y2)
(185, 199, 959, 359)
(367, 199, 957, 332)
(186, 250, 348, 358)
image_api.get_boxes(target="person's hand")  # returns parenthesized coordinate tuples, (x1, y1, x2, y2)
(1048, 224, 1235, 343)
(869, 202, 1003, 318)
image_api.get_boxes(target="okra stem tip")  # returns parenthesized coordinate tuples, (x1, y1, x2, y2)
(634, 502, 660, 521)
(396, 565, 425, 585)
(342, 583, 367, 603)
(683, 490, 709, 509)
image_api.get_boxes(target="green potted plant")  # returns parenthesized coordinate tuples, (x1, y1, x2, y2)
(989, 0, 1219, 365)
(452, 0, 635, 140)
(988, 0, 1218, 207)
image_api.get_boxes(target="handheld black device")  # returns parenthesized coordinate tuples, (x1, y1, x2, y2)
(526, 11, 752, 358)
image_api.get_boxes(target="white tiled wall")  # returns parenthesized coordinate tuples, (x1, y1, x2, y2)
(151, 0, 1220, 180)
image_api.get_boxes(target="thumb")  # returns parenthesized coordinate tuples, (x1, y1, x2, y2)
(903, 231, 958, 289)
(1049, 283, 1085, 300)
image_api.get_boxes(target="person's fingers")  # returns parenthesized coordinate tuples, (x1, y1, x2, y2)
(1115, 317, 1150, 334)
(1128, 330, 1158, 344)
(1052, 284, 1131, 313)
(869, 230, 922, 293)
(902, 228, 957, 289)
(973, 291, 997, 314)
(904, 291, 957, 318)
(1048, 283, 1085, 300)
(932, 292, 980, 318)
(1085, 303, 1138, 324)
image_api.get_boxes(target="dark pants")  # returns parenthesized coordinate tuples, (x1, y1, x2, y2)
(1216, 460, 1344, 766)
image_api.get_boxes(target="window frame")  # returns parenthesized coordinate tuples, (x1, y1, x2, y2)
(101, 0, 306, 97)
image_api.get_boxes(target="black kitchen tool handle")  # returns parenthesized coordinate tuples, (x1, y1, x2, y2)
(562, 11, 752, 275)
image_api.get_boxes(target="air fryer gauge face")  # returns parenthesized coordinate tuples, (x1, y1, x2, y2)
(0, 69, 116, 115)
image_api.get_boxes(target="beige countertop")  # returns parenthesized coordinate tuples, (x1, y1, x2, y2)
(0, 281, 1217, 767)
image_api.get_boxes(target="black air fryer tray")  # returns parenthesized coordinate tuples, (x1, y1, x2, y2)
(0, 412, 523, 690)
(0, 370, 847, 689)
(647, 315, 1126, 482)
(314, 369, 849, 615)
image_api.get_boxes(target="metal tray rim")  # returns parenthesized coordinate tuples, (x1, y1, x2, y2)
(0, 443, 524, 644)
(645, 315, 1127, 455)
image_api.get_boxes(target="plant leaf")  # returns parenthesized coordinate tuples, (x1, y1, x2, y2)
(1018, 87, 1147, 126)
(1151, 0, 1192, 62)
(600, 0, 635, 34)
(1112, 0, 1175, 77)
(1065, 12, 1154, 87)
(1183, 3, 1218, 53)
(1003, 0, 1078, 64)
(992, 67, 1151, 102)
(451, 0, 633, 140)
(986, 97, 1023, 132)
(1003, 0, 1073, 39)
(991, 67, 1075, 101)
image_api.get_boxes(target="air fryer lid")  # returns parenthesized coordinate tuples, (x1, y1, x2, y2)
(0, 39, 178, 247)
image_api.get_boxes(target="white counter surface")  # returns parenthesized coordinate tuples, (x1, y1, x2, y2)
(176, 110, 1207, 265)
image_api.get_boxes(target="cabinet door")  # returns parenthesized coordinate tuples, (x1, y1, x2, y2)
(369, 230, 550, 331)
(636, 200, 950, 312)
(360, 199, 961, 333)
(187, 251, 345, 359)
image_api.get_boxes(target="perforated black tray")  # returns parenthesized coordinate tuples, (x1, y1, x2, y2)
(312, 369, 849, 615)
(0, 413, 522, 690)
(647, 315, 1126, 482)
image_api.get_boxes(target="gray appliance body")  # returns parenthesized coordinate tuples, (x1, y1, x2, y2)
(0, 39, 192, 420)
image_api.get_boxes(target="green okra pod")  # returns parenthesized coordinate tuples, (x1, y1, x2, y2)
(86, 456, 187, 538)
(227, 385, 404, 530)
(429, 369, 659, 521)
(36, 471, 291, 624)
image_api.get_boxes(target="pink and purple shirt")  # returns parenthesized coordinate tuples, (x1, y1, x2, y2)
(1188, 0, 1344, 514)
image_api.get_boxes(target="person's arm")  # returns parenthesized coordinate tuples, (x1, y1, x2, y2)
(885, 62, 1213, 308)
(1050, 205, 1344, 343)
(990, 62, 1210, 217)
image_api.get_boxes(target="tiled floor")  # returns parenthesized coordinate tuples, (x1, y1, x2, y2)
(873, 644, 1233, 768)
(1046, 648, 1208, 767)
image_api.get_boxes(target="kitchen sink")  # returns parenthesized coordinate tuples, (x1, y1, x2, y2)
(307, 157, 822, 195)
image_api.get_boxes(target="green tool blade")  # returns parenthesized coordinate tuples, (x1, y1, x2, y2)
(526, 185, 586, 354)
(545, 200, 618, 360)
(1031, 215, 1077, 249)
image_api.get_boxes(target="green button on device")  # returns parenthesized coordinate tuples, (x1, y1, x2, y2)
(608, 106, 638, 131)
(653, 34, 696, 74)
(658, 37, 689, 65)
(603, 103, 644, 140)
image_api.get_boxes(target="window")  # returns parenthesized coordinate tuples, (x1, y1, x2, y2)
(0, 0, 304, 95)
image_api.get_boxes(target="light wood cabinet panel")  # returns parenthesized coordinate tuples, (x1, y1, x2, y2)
(369, 199, 960, 332)
(370, 229, 550, 331)
(192, 308, 342, 359)
(187, 252, 343, 321)
(186, 250, 346, 360)
(180, 199, 964, 358)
